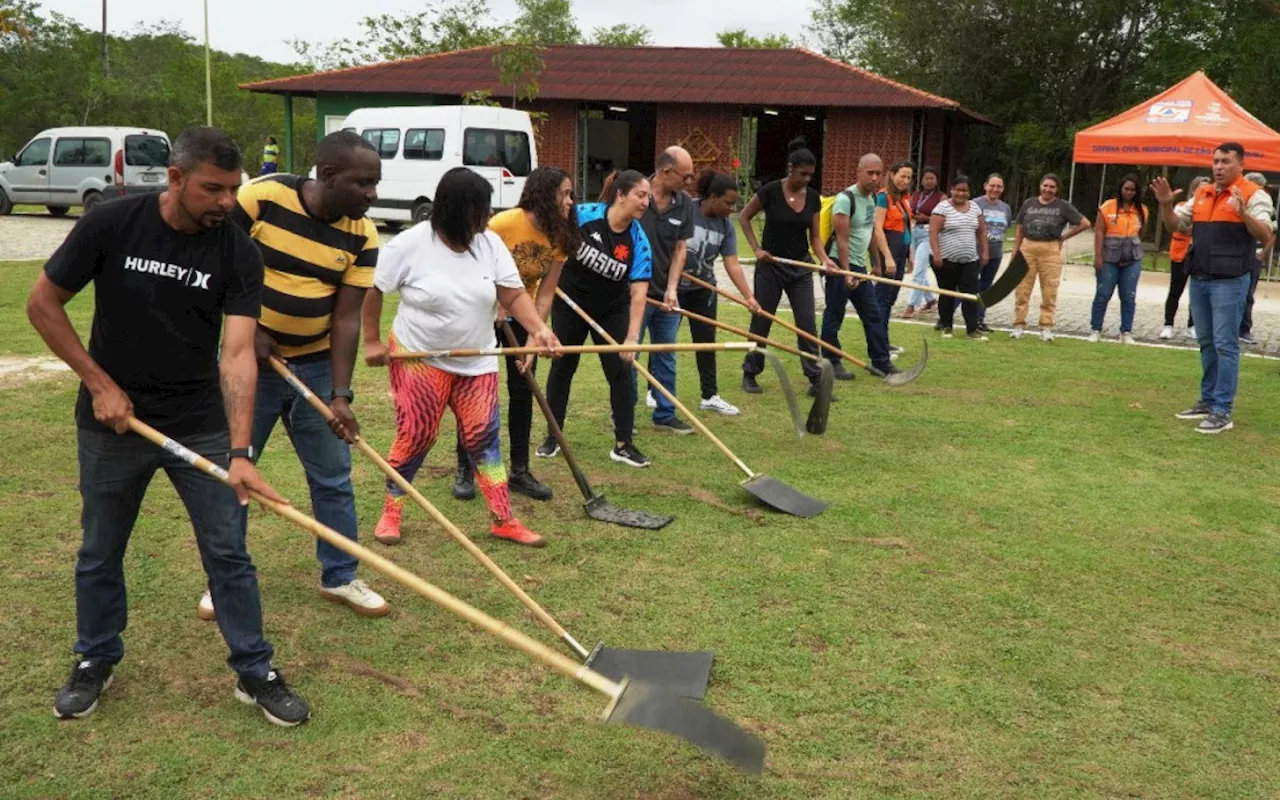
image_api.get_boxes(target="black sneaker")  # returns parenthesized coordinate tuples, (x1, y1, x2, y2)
(976, 322, 993, 334)
(610, 442, 651, 468)
(653, 418, 694, 435)
(508, 466, 553, 501)
(453, 464, 475, 501)
(878, 363, 903, 376)
(235, 669, 310, 727)
(53, 659, 113, 719)
(830, 362, 856, 381)
(1175, 403, 1212, 420)
(741, 373, 762, 394)
(1196, 413, 1234, 434)
(535, 436, 560, 459)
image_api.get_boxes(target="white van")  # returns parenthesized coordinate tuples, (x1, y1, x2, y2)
(0, 127, 170, 216)
(337, 106, 537, 226)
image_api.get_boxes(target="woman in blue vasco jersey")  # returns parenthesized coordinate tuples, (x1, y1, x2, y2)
(539, 169, 654, 468)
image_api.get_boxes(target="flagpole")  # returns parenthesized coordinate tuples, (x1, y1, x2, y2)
(203, 0, 212, 125)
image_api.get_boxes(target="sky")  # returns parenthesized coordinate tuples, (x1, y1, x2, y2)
(37, 0, 811, 64)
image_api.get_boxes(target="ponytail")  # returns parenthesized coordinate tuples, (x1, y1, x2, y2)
(599, 169, 647, 205)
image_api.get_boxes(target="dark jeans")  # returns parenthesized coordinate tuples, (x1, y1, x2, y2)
(977, 241, 1003, 324)
(547, 291, 636, 443)
(252, 357, 358, 588)
(1189, 273, 1250, 415)
(745, 263, 822, 383)
(75, 427, 273, 678)
(1164, 259, 1194, 328)
(679, 287, 720, 399)
(820, 265, 892, 372)
(934, 259, 981, 334)
(1241, 261, 1261, 336)
(1091, 262, 1142, 333)
(457, 318, 537, 473)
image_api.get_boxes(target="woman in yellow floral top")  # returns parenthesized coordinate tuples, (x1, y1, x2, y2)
(454, 167, 580, 502)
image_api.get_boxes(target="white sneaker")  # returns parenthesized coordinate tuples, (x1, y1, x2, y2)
(1040, 329, 1055, 342)
(1159, 325, 1174, 340)
(319, 579, 390, 617)
(699, 394, 741, 415)
(889, 344, 906, 355)
(645, 390, 657, 409)
(197, 590, 215, 621)
(1186, 326, 1197, 339)
(1010, 326, 1025, 339)
(1121, 333, 1137, 345)
(1087, 331, 1101, 343)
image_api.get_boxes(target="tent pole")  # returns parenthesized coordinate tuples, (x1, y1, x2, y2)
(1097, 164, 1107, 209)
(1068, 161, 1076, 205)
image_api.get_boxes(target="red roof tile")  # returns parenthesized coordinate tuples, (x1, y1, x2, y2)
(242, 45, 987, 120)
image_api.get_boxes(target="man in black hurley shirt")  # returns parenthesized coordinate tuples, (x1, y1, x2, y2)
(27, 128, 310, 727)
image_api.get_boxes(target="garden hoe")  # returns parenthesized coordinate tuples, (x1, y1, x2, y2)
(557, 288, 829, 519)
(772, 251, 1030, 309)
(128, 417, 765, 773)
(274, 356, 713, 701)
(647, 298, 835, 435)
(682, 273, 927, 388)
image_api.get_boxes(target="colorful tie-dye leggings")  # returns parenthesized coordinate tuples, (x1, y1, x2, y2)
(384, 351, 511, 522)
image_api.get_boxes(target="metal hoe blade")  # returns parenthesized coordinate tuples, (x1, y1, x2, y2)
(585, 642, 714, 700)
(978, 250, 1029, 308)
(604, 679, 766, 774)
(763, 351, 805, 437)
(806, 359, 834, 434)
(740, 474, 829, 518)
(881, 339, 928, 387)
(584, 494, 674, 530)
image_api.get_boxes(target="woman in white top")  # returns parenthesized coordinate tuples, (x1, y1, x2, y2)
(929, 174, 989, 339)
(362, 167, 560, 548)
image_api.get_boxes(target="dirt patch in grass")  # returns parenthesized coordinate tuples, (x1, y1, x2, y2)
(0, 355, 71, 388)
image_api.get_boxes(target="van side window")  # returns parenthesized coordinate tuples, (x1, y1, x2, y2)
(463, 128, 532, 177)
(54, 138, 111, 167)
(403, 129, 445, 161)
(361, 129, 402, 159)
(16, 138, 51, 167)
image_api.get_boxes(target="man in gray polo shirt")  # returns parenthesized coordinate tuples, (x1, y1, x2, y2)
(637, 145, 696, 434)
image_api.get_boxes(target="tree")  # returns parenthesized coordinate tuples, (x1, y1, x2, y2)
(493, 39, 545, 107)
(589, 23, 652, 47)
(716, 28, 793, 48)
(290, 0, 503, 70)
(509, 0, 580, 45)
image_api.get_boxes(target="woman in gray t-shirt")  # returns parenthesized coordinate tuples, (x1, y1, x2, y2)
(1009, 173, 1091, 341)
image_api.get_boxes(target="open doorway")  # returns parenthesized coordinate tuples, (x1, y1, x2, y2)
(576, 103, 657, 201)
(748, 107, 825, 192)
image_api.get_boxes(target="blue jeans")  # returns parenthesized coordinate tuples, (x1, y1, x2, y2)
(907, 227, 936, 308)
(820, 265, 892, 372)
(1091, 262, 1142, 333)
(637, 304, 682, 423)
(75, 427, 273, 678)
(252, 358, 359, 587)
(977, 241, 1003, 324)
(1189, 274, 1250, 416)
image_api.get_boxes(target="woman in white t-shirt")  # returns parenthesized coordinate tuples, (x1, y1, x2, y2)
(362, 168, 560, 548)
(929, 174, 989, 339)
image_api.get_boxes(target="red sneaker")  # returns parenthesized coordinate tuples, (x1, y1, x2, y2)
(490, 518, 546, 548)
(374, 496, 404, 545)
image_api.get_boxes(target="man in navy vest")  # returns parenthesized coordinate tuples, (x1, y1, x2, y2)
(1153, 142, 1275, 434)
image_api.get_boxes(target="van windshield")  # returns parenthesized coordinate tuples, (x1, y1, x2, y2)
(125, 135, 170, 168)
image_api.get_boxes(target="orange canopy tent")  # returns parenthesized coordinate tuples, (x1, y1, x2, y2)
(1073, 71, 1280, 173)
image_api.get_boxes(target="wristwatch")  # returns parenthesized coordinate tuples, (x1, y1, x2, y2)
(228, 446, 256, 463)
(329, 388, 355, 404)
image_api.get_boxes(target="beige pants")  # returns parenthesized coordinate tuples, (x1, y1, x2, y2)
(1013, 239, 1064, 328)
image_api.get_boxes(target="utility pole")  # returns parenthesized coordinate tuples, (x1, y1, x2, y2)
(202, 0, 212, 124)
(100, 0, 108, 75)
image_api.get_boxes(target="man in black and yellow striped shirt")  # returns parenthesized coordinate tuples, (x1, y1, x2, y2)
(195, 131, 391, 620)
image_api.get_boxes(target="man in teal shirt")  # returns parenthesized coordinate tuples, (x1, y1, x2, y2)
(820, 153, 898, 378)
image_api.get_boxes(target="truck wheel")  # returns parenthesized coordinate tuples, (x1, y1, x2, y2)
(47, 205, 70, 217)
(0, 189, 12, 216)
(411, 200, 433, 224)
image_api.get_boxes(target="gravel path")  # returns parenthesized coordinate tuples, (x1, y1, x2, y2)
(0, 214, 78, 261)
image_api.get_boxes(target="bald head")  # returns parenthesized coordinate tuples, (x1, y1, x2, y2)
(857, 153, 885, 194)
(655, 146, 695, 194)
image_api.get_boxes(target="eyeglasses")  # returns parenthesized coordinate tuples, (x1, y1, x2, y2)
(666, 167, 696, 183)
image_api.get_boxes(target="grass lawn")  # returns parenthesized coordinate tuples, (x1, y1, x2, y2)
(4, 257, 1280, 798)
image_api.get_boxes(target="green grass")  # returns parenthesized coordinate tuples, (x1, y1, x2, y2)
(4, 257, 1280, 798)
